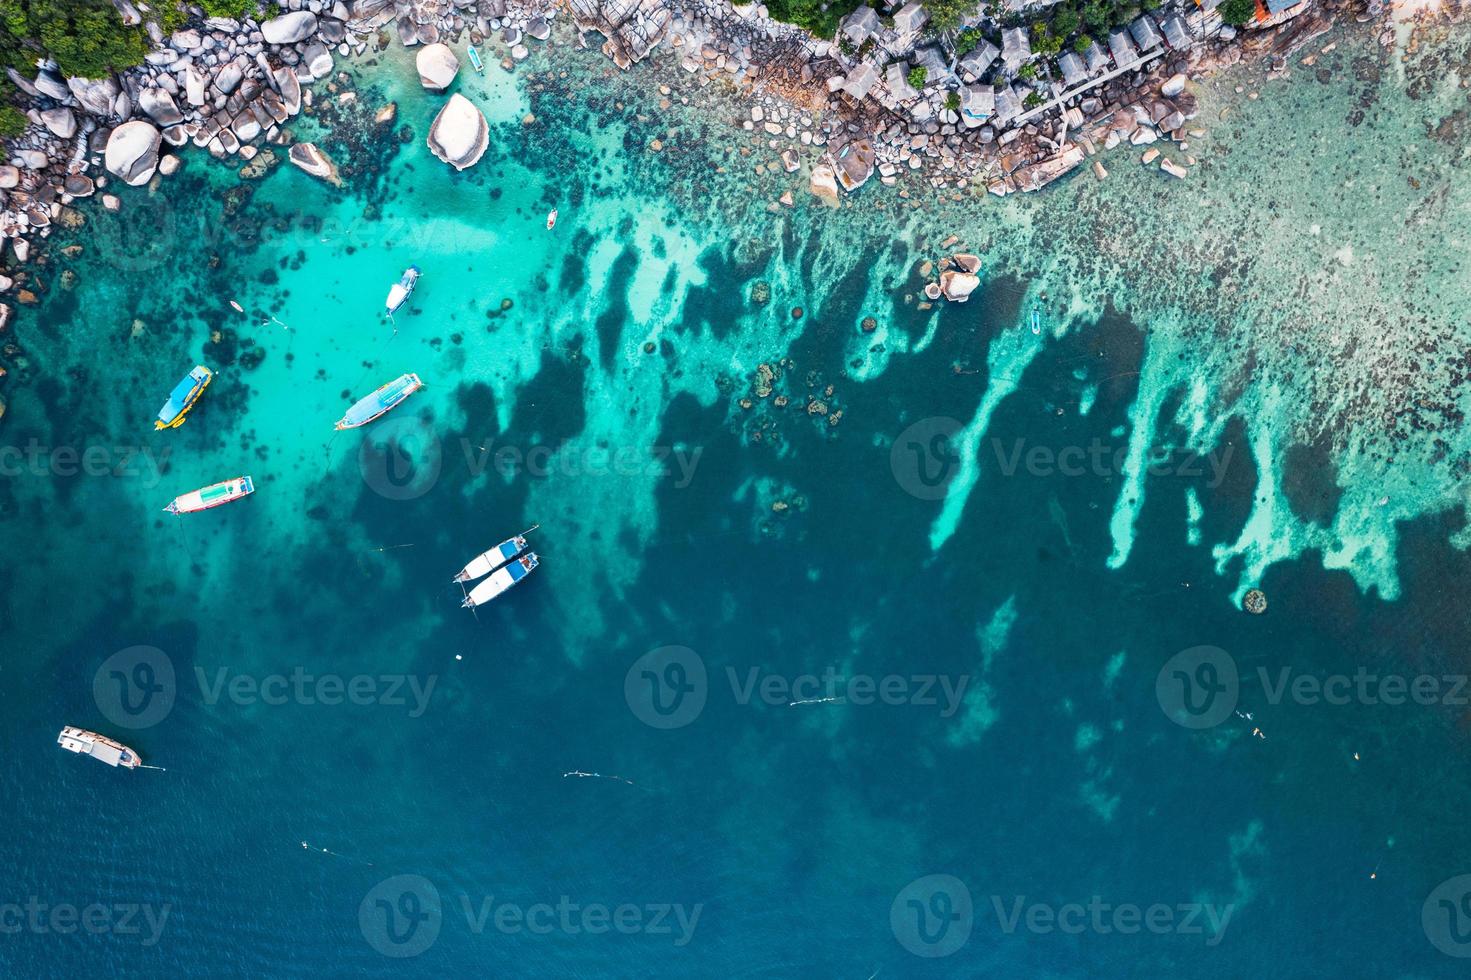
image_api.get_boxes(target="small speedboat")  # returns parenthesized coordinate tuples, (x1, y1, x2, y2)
(453, 526, 538, 582)
(545, 209, 557, 230)
(462, 553, 539, 608)
(164, 475, 255, 515)
(386, 265, 421, 316)
(155, 365, 213, 430)
(336, 373, 423, 430)
(1029, 307, 1042, 335)
(467, 45, 484, 73)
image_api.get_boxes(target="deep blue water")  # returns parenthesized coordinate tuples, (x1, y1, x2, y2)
(3, 34, 1471, 980)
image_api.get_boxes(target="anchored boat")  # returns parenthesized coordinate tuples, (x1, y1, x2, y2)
(462, 553, 540, 608)
(453, 525, 538, 583)
(164, 475, 255, 515)
(546, 209, 557, 231)
(57, 727, 141, 769)
(155, 365, 213, 430)
(386, 265, 421, 316)
(336, 373, 423, 430)
(467, 44, 484, 73)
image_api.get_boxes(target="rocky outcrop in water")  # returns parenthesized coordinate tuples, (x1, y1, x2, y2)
(104, 120, 161, 185)
(416, 43, 459, 89)
(427, 93, 488, 170)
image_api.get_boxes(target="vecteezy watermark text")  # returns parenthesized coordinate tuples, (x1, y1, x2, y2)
(888, 875, 1234, 958)
(92, 646, 437, 728)
(357, 415, 704, 501)
(623, 647, 970, 728)
(357, 875, 701, 957)
(0, 898, 170, 946)
(0, 440, 169, 488)
(195, 667, 437, 718)
(989, 438, 1234, 488)
(1156, 646, 1470, 730)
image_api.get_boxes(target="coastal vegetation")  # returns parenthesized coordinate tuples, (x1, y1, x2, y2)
(764, 0, 842, 36)
(0, 0, 157, 77)
(1218, 0, 1256, 25)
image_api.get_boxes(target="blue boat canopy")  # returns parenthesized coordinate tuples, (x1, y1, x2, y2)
(157, 366, 210, 424)
(341, 374, 419, 427)
(506, 560, 531, 582)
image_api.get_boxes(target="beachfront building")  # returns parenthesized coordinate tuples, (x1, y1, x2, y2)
(960, 84, 994, 127)
(840, 5, 880, 46)
(993, 83, 1022, 126)
(1057, 50, 1087, 87)
(1002, 27, 1031, 72)
(1263, 0, 1308, 15)
(1083, 40, 1110, 74)
(958, 40, 1001, 82)
(1129, 14, 1164, 51)
(1160, 13, 1192, 48)
(1108, 29, 1139, 68)
(914, 45, 955, 86)
(885, 60, 920, 100)
(892, 1, 928, 35)
(843, 61, 880, 99)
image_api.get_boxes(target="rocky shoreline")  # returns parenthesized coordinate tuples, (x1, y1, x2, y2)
(0, 0, 1406, 329)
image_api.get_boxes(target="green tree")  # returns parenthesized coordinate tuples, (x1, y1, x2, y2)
(954, 27, 983, 55)
(0, 0, 155, 77)
(0, 104, 26, 137)
(908, 65, 928, 89)
(1031, 22, 1063, 56)
(1082, 1, 1110, 31)
(925, 0, 976, 33)
(944, 91, 960, 111)
(1218, 0, 1256, 24)
(1023, 90, 1044, 109)
(1052, 8, 1081, 37)
(1074, 33, 1094, 53)
(766, 0, 841, 35)
(1017, 62, 1037, 80)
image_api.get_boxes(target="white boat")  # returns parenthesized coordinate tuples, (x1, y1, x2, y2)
(57, 727, 141, 769)
(545, 209, 557, 230)
(453, 525, 538, 582)
(164, 475, 255, 514)
(385, 265, 420, 316)
(462, 553, 539, 608)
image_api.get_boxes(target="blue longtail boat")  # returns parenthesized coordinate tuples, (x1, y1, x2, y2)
(154, 366, 213, 430)
(335, 373, 423, 430)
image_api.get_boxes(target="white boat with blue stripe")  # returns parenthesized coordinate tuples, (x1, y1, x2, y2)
(461, 553, 539, 608)
(453, 525, 538, 583)
(335, 373, 423, 430)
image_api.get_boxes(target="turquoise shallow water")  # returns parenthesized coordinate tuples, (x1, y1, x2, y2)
(4, 19, 1471, 977)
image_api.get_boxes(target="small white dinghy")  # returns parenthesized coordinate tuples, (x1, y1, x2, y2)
(545, 209, 557, 230)
(385, 265, 421, 316)
(462, 554, 539, 608)
(453, 525, 538, 583)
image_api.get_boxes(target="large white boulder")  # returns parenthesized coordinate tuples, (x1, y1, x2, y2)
(939, 270, 980, 303)
(261, 11, 318, 45)
(416, 43, 459, 90)
(138, 88, 183, 126)
(40, 107, 76, 138)
(104, 120, 161, 186)
(426, 93, 488, 170)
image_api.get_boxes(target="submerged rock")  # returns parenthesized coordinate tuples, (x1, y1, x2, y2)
(426, 93, 488, 171)
(416, 43, 459, 90)
(104, 120, 161, 186)
(288, 142, 340, 184)
(939, 270, 979, 302)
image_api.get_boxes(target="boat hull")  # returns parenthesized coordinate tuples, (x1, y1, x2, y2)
(453, 534, 528, 582)
(335, 373, 423, 430)
(57, 726, 141, 768)
(165, 475, 255, 514)
(462, 554, 539, 607)
(155, 366, 213, 430)
(386, 266, 420, 315)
